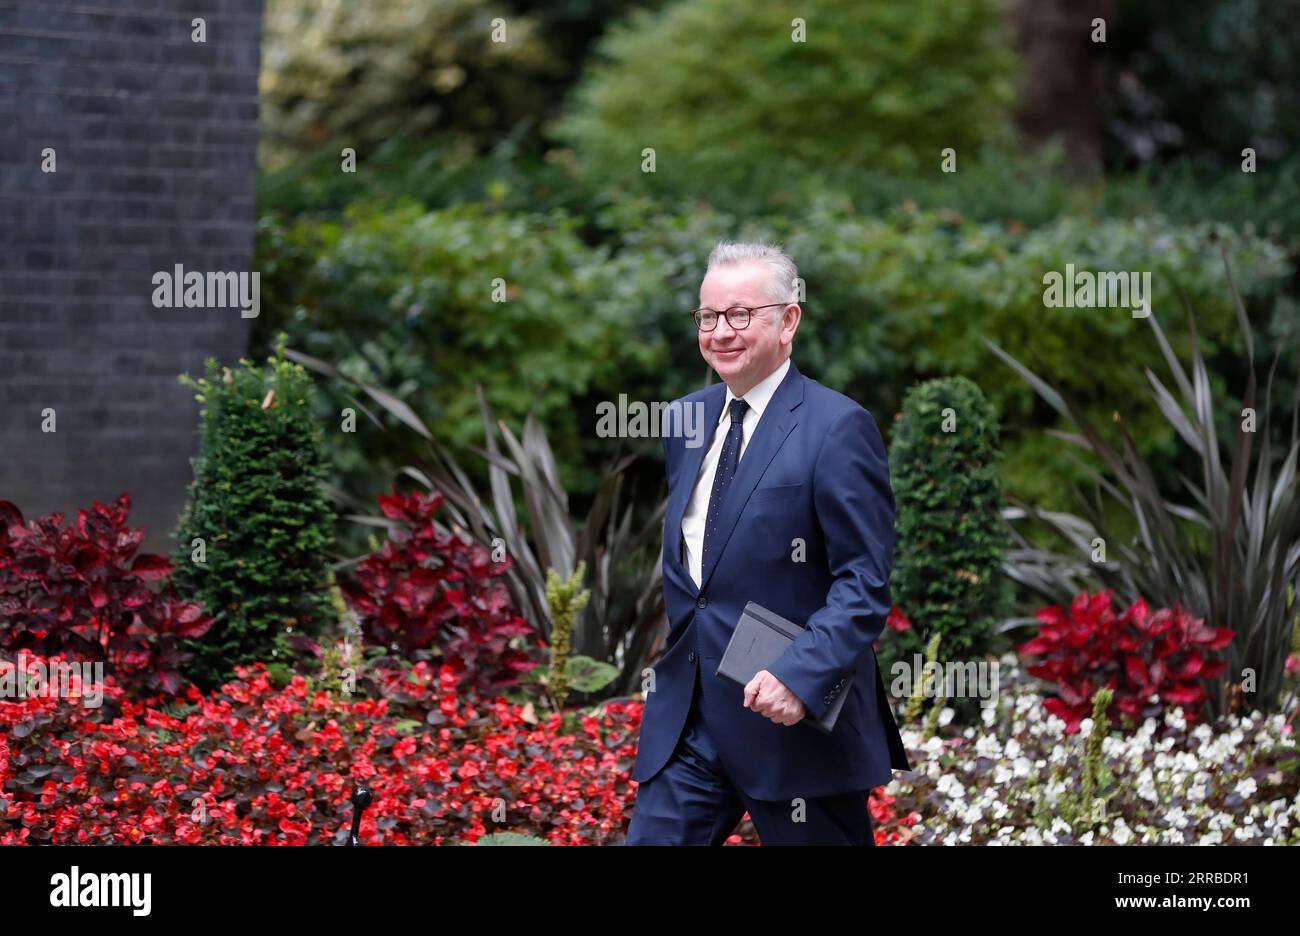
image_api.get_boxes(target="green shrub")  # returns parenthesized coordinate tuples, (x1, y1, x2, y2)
(255, 199, 678, 507)
(258, 0, 558, 170)
(886, 377, 1011, 676)
(551, 0, 1017, 199)
(172, 343, 337, 689)
(257, 194, 1292, 521)
(772, 206, 1292, 508)
(991, 257, 1300, 719)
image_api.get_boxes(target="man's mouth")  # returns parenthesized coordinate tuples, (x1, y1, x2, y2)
(714, 348, 744, 359)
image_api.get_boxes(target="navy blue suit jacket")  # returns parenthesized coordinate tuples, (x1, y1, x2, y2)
(631, 359, 912, 800)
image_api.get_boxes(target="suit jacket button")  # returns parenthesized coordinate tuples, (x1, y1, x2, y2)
(822, 695, 832, 705)
(697, 598, 707, 609)
(688, 651, 696, 663)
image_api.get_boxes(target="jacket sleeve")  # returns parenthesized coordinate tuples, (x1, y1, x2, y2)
(766, 405, 896, 721)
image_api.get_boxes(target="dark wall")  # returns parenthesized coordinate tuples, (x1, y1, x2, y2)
(0, 0, 263, 547)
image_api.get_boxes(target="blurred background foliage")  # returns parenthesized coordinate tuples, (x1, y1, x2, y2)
(254, 0, 1300, 613)
(548, 0, 1018, 196)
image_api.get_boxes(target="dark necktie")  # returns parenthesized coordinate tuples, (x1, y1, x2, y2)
(701, 398, 749, 573)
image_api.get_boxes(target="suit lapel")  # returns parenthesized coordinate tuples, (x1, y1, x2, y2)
(698, 361, 804, 591)
(664, 384, 725, 587)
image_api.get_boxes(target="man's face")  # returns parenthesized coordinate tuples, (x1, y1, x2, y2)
(697, 261, 799, 396)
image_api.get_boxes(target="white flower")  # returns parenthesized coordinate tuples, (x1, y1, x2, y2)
(935, 774, 967, 800)
(1235, 777, 1257, 799)
(974, 734, 1002, 758)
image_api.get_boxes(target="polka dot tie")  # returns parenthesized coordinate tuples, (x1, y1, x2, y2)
(701, 398, 748, 573)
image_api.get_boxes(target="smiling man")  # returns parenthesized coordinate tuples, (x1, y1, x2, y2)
(626, 240, 911, 846)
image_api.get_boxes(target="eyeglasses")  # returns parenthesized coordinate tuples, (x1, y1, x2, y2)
(689, 303, 788, 331)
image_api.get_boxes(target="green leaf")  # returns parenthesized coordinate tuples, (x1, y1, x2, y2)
(564, 655, 619, 693)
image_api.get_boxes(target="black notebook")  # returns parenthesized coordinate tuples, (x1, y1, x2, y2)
(715, 601, 853, 735)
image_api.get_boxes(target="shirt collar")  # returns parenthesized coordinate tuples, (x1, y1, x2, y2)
(721, 357, 791, 424)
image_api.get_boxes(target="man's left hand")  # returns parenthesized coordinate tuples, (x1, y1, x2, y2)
(743, 670, 806, 726)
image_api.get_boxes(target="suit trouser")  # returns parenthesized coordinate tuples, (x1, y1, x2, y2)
(626, 665, 876, 846)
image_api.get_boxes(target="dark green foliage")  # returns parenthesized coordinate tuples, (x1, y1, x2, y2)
(255, 192, 1292, 524)
(550, 0, 1017, 199)
(172, 344, 337, 689)
(1102, 0, 1300, 168)
(886, 377, 1012, 676)
(990, 254, 1300, 719)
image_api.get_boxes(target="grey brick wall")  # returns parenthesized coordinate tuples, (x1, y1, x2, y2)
(0, 0, 263, 548)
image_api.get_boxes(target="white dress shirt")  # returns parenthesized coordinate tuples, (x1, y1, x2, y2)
(680, 357, 791, 589)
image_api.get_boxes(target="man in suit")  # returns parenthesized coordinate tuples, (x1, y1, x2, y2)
(626, 240, 911, 846)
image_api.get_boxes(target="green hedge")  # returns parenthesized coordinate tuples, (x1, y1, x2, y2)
(772, 206, 1291, 507)
(886, 376, 1011, 676)
(256, 196, 1292, 515)
(255, 199, 685, 505)
(172, 346, 337, 689)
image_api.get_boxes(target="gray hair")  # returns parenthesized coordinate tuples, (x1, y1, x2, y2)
(705, 239, 800, 305)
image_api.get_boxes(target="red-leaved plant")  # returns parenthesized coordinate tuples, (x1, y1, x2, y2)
(343, 488, 540, 700)
(0, 494, 213, 695)
(1017, 589, 1234, 733)
(0, 651, 907, 845)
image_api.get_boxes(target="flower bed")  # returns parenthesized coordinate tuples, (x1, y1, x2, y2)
(3, 650, 1295, 845)
(1, 655, 638, 845)
(881, 655, 1300, 845)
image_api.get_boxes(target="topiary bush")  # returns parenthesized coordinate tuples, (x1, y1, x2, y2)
(885, 377, 1011, 679)
(171, 343, 336, 689)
